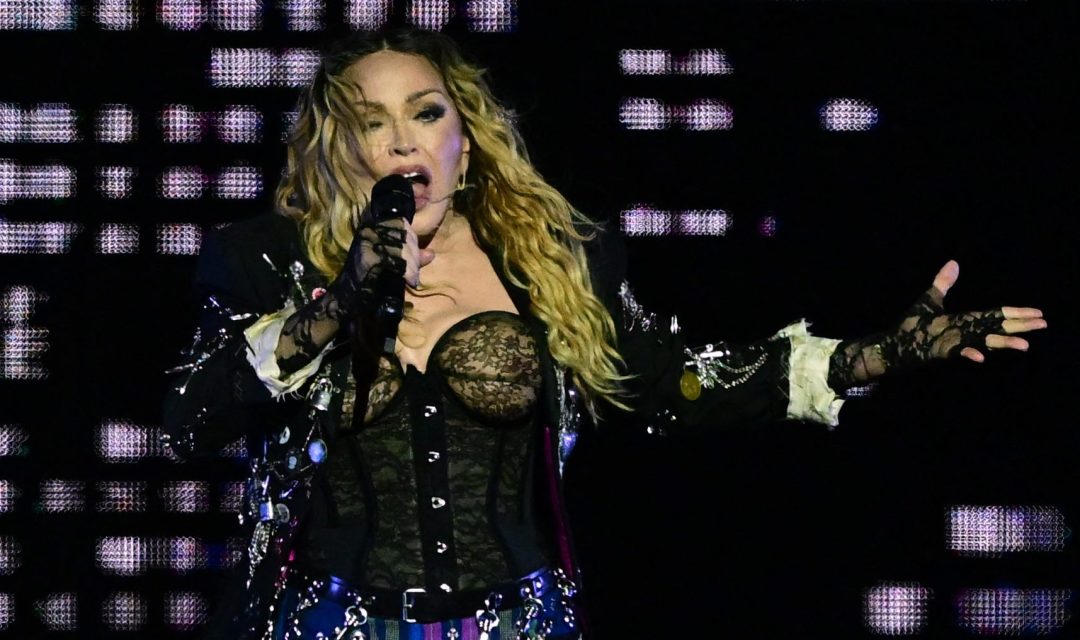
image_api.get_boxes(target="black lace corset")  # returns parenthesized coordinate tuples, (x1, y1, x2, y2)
(361, 310, 543, 425)
(296, 311, 552, 591)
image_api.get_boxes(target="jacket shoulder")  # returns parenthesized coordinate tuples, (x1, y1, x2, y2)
(206, 212, 303, 258)
(195, 212, 310, 311)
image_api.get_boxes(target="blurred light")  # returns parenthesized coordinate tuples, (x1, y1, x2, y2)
(956, 588, 1071, 635)
(158, 166, 207, 199)
(678, 49, 733, 75)
(170, 536, 209, 572)
(618, 49, 673, 76)
(0, 0, 77, 29)
(279, 0, 324, 30)
(162, 480, 210, 513)
(165, 591, 208, 630)
(96, 481, 147, 512)
(465, 0, 516, 32)
(39, 479, 85, 513)
(157, 222, 203, 254)
(619, 98, 670, 130)
(0, 103, 20, 142)
(219, 480, 244, 512)
(0, 592, 11, 629)
(280, 48, 321, 88)
(820, 98, 879, 132)
(95, 0, 139, 29)
(947, 505, 1068, 556)
(620, 205, 673, 236)
(678, 209, 732, 236)
(0, 160, 76, 203)
(14, 103, 79, 143)
(215, 165, 262, 199)
(0, 537, 22, 575)
(214, 105, 262, 143)
(209, 47, 320, 88)
(407, 0, 451, 30)
(39, 592, 77, 631)
(621, 205, 732, 237)
(96, 420, 171, 462)
(96, 537, 145, 575)
(0, 221, 82, 254)
(0, 426, 29, 457)
(2, 286, 49, 381)
(864, 582, 931, 635)
(0, 481, 16, 513)
(102, 592, 146, 631)
(210, 48, 275, 87)
(96, 222, 140, 254)
(96, 104, 138, 143)
(345, 0, 390, 30)
(1, 285, 45, 324)
(619, 97, 733, 131)
(209, 0, 262, 30)
(619, 48, 732, 76)
(757, 215, 778, 237)
(160, 104, 205, 143)
(158, 0, 205, 30)
(96, 166, 135, 199)
(678, 98, 734, 131)
(2, 326, 48, 380)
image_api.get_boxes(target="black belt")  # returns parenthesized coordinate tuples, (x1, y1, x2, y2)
(285, 567, 557, 623)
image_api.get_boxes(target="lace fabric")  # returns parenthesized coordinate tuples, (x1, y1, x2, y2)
(277, 222, 407, 376)
(298, 311, 548, 590)
(828, 288, 1007, 390)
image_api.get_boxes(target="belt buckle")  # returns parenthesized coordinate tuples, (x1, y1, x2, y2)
(402, 587, 426, 623)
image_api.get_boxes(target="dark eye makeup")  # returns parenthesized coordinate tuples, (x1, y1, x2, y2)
(417, 104, 447, 122)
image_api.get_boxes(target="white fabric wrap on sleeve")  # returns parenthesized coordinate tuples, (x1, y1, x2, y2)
(243, 302, 331, 399)
(777, 319, 844, 427)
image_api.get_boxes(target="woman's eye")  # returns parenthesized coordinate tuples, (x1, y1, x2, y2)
(364, 120, 384, 130)
(417, 105, 446, 122)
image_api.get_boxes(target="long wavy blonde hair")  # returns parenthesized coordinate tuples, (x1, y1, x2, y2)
(275, 27, 628, 412)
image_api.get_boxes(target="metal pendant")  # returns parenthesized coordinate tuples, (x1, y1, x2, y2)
(475, 592, 502, 640)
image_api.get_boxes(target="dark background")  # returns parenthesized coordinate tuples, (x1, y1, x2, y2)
(0, 0, 1077, 637)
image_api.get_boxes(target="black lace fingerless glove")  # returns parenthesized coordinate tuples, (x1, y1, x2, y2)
(322, 222, 406, 320)
(276, 221, 406, 375)
(828, 289, 1005, 391)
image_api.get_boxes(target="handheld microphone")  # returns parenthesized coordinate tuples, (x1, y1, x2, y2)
(369, 174, 416, 357)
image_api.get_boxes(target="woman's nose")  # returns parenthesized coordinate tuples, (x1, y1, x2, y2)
(390, 125, 416, 156)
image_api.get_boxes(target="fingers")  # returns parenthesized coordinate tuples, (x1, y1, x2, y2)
(400, 219, 434, 288)
(1002, 306, 1044, 320)
(1001, 316, 1048, 334)
(401, 219, 420, 288)
(931, 260, 960, 298)
(985, 334, 1030, 351)
(960, 346, 985, 363)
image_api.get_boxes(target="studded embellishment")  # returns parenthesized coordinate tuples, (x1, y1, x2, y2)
(554, 367, 580, 476)
(618, 281, 657, 333)
(683, 342, 768, 393)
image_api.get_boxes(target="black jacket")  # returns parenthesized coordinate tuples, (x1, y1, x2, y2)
(162, 212, 795, 638)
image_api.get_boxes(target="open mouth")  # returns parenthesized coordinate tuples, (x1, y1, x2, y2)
(395, 168, 431, 187)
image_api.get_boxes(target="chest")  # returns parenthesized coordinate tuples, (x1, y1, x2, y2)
(395, 243, 519, 373)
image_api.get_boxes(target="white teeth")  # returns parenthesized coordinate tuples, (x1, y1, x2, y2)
(403, 171, 421, 179)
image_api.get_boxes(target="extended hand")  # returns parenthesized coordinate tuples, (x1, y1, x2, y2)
(827, 260, 1048, 389)
(895, 260, 1046, 364)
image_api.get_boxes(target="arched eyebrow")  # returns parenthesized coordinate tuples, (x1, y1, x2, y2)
(355, 88, 446, 112)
